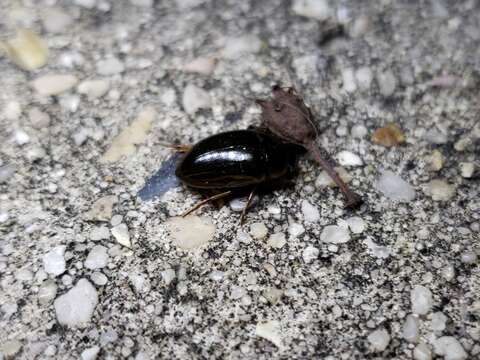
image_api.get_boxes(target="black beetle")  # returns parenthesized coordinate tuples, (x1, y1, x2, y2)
(175, 129, 304, 222)
(174, 85, 362, 222)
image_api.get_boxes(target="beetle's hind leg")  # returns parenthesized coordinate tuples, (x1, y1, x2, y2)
(182, 191, 232, 217)
(239, 187, 257, 225)
(158, 142, 192, 153)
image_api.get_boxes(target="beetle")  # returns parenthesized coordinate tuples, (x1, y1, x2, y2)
(174, 84, 362, 222)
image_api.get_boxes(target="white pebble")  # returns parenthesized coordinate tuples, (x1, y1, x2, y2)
(402, 314, 420, 343)
(89, 226, 110, 241)
(96, 57, 124, 75)
(433, 336, 467, 360)
(54, 279, 98, 328)
(342, 68, 357, 93)
(288, 222, 305, 238)
(32, 74, 79, 96)
(267, 232, 286, 249)
(364, 237, 391, 259)
(90, 272, 108, 286)
(355, 67, 373, 90)
(301, 200, 320, 222)
(431, 311, 447, 332)
(375, 170, 416, 202)
(255, 320, 283, 349)
(411, 285, 433, 315)
(208, 270, 224, 281)
(166, 216, 215, 250)
(1, 302, 17, 318)
(414, 342, 432, 360)
(161, 268, 176, 285)
(183, 57, 216, 75)
(377, 70, 397, 97)
(368, 328, 390, 352)
(14, 130, 30, 145)
(4, 101, 22, 120)
(291, 0, 333, 20)
(0, 340, 22, 359)
(43, 246, 66, 276)
(41, 8, 73, 33)
(222, 35, 262, 59)
(250, 222, 268, 239)
(424, 180, 455, 201)
(78, 79, 110, 99)
(337, 151, 363, 166)
(38, 280, 57, 305)
(81, 346, 100, 360)
(28, 107, 51, 129)
(351, 124, 368, 138)
(459, 162, 475, 178)
(346, 216, 365, 234)
(320, 225, 350, 244)
(111, 223, 131, 248)
(84, 245, 109, 270)
(302, 245, 319, 263)
(460, 251, 477, 264)
(182, 84, 211, 115)
(315, 167, 351, 188)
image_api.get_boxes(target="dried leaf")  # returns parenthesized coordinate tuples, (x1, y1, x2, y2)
(371, 123, 405, 147)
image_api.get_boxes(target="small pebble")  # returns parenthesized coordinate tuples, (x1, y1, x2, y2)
(166, 216, 215, 250)
(460, 251, 477, 264)
(291, 0, 333, 21)
(96, 57, 124, 75)
(90, 272, 108, 286)
(351, 124, 368, 138)
(320, 225, 350, 244)
(424, 129, 448, 144)
(411, 285, 433, 315)
(301, 200, 320, 222)
(288, 222, 305, 238)
(4, 100, 21, 120)
(250, 222, 268, 240)
(426, 150, 444, 171)
(342, 68, 357, 93)
(267, 232, 286, 249)
(424, 180, 455, 201)
(459, 162, 475, 178)
(32, 74, 79, 96)
(81, 346, 100, 360)
(222, 35, 262, 59)
(364, 237, 391, 259)
(315, 166, 351, 188)
(346, 216, 365, 234)
(43, 246, 66, 276)
(84, 245, 109, 270)
(337, 151, 363, 166)
(54, 279, 98, 328)
(454, 137, 472, 152)
(433, 336, 468, 360)
(375, 170, 416, 202)
(85, 196, 117, 221)
(377, 70, 397, 97)
(368, 328, 390, 352)
(89, 226, 110, 241)
(78, 79, 110, 99)
(431, 311, 447, 332)
(255, 320, 283, 349)
(402, 314, 420, 343)
(41, 7, 73, 33)
(38, 280, 57, 305)
(161, 268, 176, 285)
(182, 84, 212, 115)
(302, 246, 319, 263)
(111, 223, 131, 248)
(209, 270, 224, 281)
(1, 29, 48, 70)
(414, 342, 432, 360)
(183, 57, 216, 75)
(0, 339, 22, 359)
(14, 130, 30, 145)
(355, 67, 373, 90)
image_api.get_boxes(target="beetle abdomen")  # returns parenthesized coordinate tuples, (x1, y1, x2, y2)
(176, 130, 268, 189)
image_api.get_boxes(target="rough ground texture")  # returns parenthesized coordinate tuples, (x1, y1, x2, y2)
(0, 0, 479, 359)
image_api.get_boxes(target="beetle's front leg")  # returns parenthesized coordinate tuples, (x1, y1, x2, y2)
(158, 141, 193, 153)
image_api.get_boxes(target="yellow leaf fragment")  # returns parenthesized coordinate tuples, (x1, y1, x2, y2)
(100, 107, 155, 163)
(0, 29, 48, 70)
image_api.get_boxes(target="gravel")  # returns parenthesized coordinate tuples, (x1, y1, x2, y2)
(0, 1, 478, 358)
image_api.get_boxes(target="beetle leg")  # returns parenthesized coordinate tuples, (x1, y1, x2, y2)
(182, 191, 232, 217)
(158, 142, 192, 153)
(239, 188, 256, 224)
